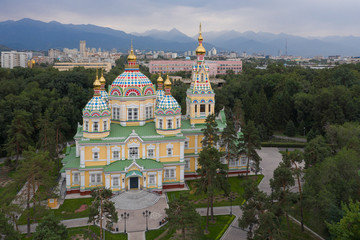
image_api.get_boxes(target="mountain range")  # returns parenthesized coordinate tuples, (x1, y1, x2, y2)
(1, 18, 360, 57)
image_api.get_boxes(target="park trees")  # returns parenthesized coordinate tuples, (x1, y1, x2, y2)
(304, 135, 331, 168)
(16, 148, 56, 236)
(221, 118, 237, 176)
(88, 188, 118, 240)
(197, 114, 229, 233)
(32, 212, 67, 240)
(0, 211, 20, 240)
(238, 121, 261, 176)
(326, 199, 360, 240)
(166, 193, 201, 240)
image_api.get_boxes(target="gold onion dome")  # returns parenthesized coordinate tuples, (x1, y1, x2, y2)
(99, 69, 106, 85)
(127, 42, 137, 62)
(93, 71, 101, 89)
(196, 44, 206, 55)
(157, 72, 164, 83)
(164, 75, 171, 87)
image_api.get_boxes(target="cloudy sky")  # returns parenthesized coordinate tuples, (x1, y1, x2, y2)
(1, 0, 359, 37)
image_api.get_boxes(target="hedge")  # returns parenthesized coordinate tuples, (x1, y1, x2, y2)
(261, 142, 306, 148)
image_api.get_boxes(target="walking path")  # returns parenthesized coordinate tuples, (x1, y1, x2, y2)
(273, 135, 307, 143)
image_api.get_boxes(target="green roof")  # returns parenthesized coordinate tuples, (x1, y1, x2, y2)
(104, 159, 163, 172)
(60, 147, 80, 173)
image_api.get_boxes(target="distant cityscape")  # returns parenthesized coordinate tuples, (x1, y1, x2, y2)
(1, 40, 360, 71)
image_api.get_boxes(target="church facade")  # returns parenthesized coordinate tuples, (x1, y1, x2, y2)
(61, 26, 248, 195)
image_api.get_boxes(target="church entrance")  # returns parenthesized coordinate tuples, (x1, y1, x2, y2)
(129, 177, 138, 189)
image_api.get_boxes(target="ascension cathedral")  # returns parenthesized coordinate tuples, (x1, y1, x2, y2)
(61, 26, 248, 195)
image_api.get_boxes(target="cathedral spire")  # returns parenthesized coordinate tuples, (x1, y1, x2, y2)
(196, 23, 206, 57)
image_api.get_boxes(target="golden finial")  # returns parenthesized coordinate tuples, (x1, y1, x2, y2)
(198, 23, 203, 42)
(164, 74, 171, 87)
(196, 23, 206, 55)
(157, 71, 163, 83)
(127, 40, 137, 62)
(93, 68, 101, 89)
(99, 68, 106, 85)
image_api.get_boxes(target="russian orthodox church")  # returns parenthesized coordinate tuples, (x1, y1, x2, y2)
(61, 25, 248, 195)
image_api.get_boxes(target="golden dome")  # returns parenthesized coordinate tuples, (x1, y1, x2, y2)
(164, 74, 171, 87)
(196, 44, 206, 55)
(99, 69, 106, 85)
(127, 41, 137, 62)
(93, 69, 101, 88)
(157, 72, 163, 83)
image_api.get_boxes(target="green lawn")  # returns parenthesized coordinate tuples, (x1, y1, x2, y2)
(21, 225, 127, 240)
(18, 198, 93, 225)
(167, 175, 263, 208)
(281, 217, 319, 240)
(145, 215, 234, 240)
(67, 225, 127, 240)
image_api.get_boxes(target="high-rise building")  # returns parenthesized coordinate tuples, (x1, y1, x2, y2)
(1, 51, 28, 69)
(80, 40, 87, 57)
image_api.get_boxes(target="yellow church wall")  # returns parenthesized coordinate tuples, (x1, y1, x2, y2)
(163, 166, 181, 183)
(84, 146, 107, 161)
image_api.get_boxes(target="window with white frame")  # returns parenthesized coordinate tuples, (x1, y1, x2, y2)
(220, 157, 226, 164)
(145, 106, 153, 119)
(241, 156, 247, 165)
(128, 108, 138, 121)
(176, 118, 180, 128)
(85, 121, 89, 131)
(148, 175, 156, 185)
(167, 119, 172, 129)
(129, 147, 139, 159)
(113, 107, 120, 120)
(229, 159, 238, 167)
(164, 168, 176, 179)
(93, 152, 99, 160)
(90, 173, 102, 185)
(103, 120, 107, 131)
(147, 149, 154, 158)
(73, 172, 79, 184)
(93, 122, 99, 131)
(113, 151, 120, 160)
(185, 139, 189, 148)
(112, 177, 119, 187)
(158, 119, 163, 129)
(185, 159, 190, 170)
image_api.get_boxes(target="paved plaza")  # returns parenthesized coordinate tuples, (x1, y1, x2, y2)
(112, 190, 161, 210)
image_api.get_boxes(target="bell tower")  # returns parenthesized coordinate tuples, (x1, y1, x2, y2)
(186, 24, 215, 125)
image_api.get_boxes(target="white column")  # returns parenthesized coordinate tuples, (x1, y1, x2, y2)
(122, 145, 125, 160)
(80, 172, 85, 190)
(180, 142, 184, 162)
(195, 157, 198, 171)
(80, 147, 85, 168)
(143, 173, 147, 188)
(180, 166, 184, 183)
(156, 143, 160, 162)
(121, 174, 125, 190)
(194, 135, 198, 154)
(66, 170, 71, 189)
(105, 174, 110, 189)
(142, 144, 146, 159)
(76, 140, 79, 157)
(157, 170, 162, 188)
(106, 145, 110, 165)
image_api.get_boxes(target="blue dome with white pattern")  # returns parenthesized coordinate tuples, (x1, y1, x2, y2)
(84, 96, 109, 111)
(156, 95, 181, 115)
(156, 90, 164, 105)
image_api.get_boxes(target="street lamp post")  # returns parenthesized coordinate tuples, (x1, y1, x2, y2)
(121, 212, 130, 233)
(228, 192, 236, 215)
(143, 210, 151, 231)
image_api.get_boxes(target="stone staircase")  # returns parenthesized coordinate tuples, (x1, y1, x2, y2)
(111, 190, 160, 210)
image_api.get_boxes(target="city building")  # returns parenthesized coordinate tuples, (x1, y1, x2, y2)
(80, 40, 87, 57)
(54, 62, 112, 72)
(1, 51, 28, 69)
(61, 26, 248, 195)
(149, 59, 242, 76)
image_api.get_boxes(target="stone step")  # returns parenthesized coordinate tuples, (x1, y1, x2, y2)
(111, 190, 161, 210)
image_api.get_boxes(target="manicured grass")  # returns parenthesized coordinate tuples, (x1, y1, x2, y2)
(167, 175, 263, 208)
(67, 225, 127, 240)
(18, 198, 93, 225)
(21, 225, 127, 240)
(280, 217, 319, 240)
(146, 215, 234, 240)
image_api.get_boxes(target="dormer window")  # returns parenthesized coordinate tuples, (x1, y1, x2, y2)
(103, 121, 107, 131)
(85, 121, 89, 131)
(158, 119, 163, 129)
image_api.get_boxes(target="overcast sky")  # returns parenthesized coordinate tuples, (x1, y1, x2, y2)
(1, 0, 359, 37)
